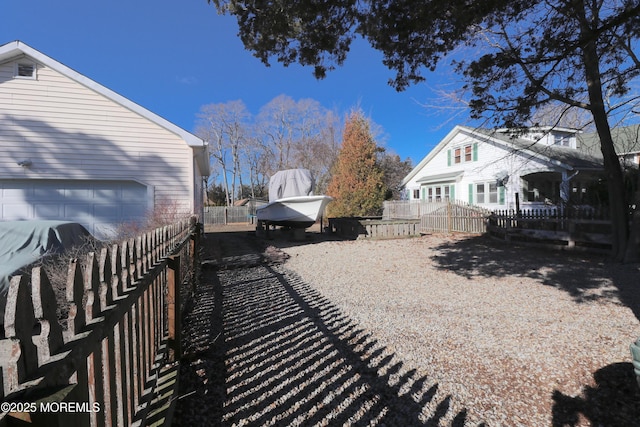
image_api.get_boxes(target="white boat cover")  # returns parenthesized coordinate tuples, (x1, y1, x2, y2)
(268, 169, 315, 202)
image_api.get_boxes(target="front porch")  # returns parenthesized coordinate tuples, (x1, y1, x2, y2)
(518, 170, 604, 208)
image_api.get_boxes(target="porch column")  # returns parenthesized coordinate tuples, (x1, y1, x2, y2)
(560, 171, 580, 205)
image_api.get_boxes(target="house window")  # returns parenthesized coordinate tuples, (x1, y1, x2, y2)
(476, 183, 486, 204)
(423, 184, 453, 202)
(489, 183, 498, 203)
(554, 134, 570, 146)
(522, 177, 560, 203)
(15, 62, 36, 79)
(413, 189, 420, 199)
(449, 143, 477, 166)
(465, 145, 473, 162)
(473, 182, 502, 205)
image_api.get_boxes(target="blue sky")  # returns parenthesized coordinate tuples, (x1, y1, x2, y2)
(2, 0, 473, 165)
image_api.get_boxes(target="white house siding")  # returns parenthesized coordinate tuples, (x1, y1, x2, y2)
(0, 59, 196, 233)
(404, 127, 566, 210)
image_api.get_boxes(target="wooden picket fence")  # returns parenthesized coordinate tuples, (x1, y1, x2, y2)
(419, 201, 490, 234)
(0, 217, 199, 426)
(383, 200, 491, 234)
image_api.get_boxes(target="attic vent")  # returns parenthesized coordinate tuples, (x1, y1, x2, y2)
(15, 62, 36, 79)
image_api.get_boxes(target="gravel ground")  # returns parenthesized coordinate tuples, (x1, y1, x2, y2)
(278, 233, 640, 426)
(174, 226, 640, 426)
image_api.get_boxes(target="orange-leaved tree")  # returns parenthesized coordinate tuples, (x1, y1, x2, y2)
(326, 111, 386, 217)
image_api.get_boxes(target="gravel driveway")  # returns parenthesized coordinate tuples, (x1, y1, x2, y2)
(175, 226, 640, 426)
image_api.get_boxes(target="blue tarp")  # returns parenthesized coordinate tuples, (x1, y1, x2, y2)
(0, 221, 92, 322)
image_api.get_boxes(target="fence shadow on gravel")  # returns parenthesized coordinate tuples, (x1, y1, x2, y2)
(176, 259, 476, 426)
(429, 235, 640, 425)
(221, 264, 471, 426)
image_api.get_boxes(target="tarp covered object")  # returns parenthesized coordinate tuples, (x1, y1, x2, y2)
(0, 221, 92, 320)
(268, 169, 315, 203)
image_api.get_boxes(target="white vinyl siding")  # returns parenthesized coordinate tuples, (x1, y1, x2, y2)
(0, 60, 195, 213)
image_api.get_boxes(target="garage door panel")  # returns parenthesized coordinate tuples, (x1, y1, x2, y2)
(65, 188, 93, 200)
(3, 203, 32, 219)
(122, 186, 146, 200)
(3, 183, 32, 199)
(34, 182, 64, 199)
(120, 207, 147, 221)
(0, 180, 148, 239)
(65, 204, 92, 219)
(94, 187, 120, 199)
(35, 204, 61, 217)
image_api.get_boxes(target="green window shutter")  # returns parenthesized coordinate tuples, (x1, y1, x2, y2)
(450, 185, 455, 201)
(421, 187, 425, 200)
(468, 183, 474, 204)
(472, 143, 478, 161)
(499, 186, 505, 204)
(447, 149, 452, 166)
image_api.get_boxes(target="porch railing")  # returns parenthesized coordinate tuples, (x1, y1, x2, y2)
(487, 208, 612, 251)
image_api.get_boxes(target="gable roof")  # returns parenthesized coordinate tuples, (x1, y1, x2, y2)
(0, 40, 209, 175)
(401, 125, 469, 186)
(402, 125, 603, 186)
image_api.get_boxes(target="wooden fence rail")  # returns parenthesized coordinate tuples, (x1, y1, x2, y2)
(0, 217, 198, 426)
(328, 217, 420, 239)
(487, 209, 612, 251)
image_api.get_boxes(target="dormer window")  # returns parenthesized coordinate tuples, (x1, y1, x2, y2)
(554, 134, 570, 147)
(14, 62, 36, 79)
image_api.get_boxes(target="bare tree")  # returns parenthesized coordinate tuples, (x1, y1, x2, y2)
(240, 130, 270, 199)
(255, 95, 342, 192)
(195, 100, 250, 206)
(255, 94, 299, 174)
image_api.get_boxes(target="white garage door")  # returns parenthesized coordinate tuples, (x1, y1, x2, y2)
(0, 179, 149, 239)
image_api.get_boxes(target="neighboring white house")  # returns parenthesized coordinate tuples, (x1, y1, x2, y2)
(0, 41, 209, 238)
(402, 125, 604, 211)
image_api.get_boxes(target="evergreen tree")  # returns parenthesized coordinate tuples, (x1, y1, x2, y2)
(326, 112, 386, 217)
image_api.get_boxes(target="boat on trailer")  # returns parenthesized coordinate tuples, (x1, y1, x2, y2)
(256, 169, 333, 230)
(256, 194, 333, 228)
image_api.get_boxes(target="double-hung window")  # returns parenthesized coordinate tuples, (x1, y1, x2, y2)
(423, 184, 455, 202)
(464, 145, 473, 162)
(454, 148, 462, 164)
(470, 182, 503, 205)
(449, 143, 478, 166)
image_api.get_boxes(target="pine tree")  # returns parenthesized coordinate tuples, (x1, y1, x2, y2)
(326, 111, 386, 217)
